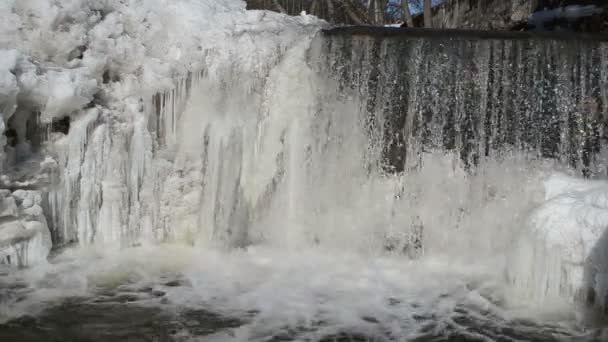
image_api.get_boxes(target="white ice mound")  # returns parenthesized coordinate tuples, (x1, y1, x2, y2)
(0, 189, 51, 268)
(508, 173, 608, 311)
(39, 69, 98, 123)
(0, 49, 19, 119)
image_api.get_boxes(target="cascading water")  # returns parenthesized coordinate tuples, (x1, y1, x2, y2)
(1, 1, 608, 341)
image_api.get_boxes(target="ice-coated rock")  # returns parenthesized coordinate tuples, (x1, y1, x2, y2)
(0, 219, 51, 267)
(508, 173, 608, 312)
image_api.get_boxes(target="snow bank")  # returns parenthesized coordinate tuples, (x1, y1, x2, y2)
(0, 0, 322, 123)
(508, 173, 608, 313)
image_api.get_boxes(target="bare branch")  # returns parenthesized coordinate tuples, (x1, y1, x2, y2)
(342, 0, 367, 25)
(423, 0, 432, 28)
(310, 0, 319, 15)
(402, 0, 414, 27)
(326, 0, 335, 21)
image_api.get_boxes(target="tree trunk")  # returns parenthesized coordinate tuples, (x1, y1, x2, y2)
(423, 0, 432, 28)
(375, 0, 388, 25)
(367, 0, 388, 25)
(343, 0, 367, 25)
(367, 0, 376, 24)
(310, 0, 318, 15)
(402, 0, 414, 27)
(326, 0, 335, 22)
(272, 0, 287, 14)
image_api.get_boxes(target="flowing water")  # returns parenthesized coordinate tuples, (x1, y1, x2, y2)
(2, 25, 608, 341)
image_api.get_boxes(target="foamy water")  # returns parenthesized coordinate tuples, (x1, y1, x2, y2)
(1, 243, 602, 341)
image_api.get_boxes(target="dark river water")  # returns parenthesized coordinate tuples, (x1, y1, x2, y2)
(1, 247, 606, 342)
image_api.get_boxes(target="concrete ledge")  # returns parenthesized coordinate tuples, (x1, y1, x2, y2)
(322, 26, 608, 42)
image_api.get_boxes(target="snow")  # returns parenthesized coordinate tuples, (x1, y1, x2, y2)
(1, 0, 326, 269)
(0, 50, 19, 119)
(508, 173, 608, 313)
(40, 69, 98, 122)
(0, 0, 321, 123)
(0, 0, 324, 251)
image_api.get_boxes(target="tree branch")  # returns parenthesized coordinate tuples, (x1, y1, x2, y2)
(402, 0, 414, 27)
(423, 0, 432, 28)
(310, 0, 319, 15)
(342, 0, 368, 25)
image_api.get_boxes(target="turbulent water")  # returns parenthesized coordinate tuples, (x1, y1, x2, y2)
(1, 2, 608, 341)
(1, 246, 606, 341)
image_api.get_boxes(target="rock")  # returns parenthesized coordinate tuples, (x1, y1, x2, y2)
(511, 3, 530, 22)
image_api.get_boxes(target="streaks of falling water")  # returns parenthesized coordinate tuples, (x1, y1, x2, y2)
(46, 32, 608, 277)
(10, 31, 608, 341)
(315, 34, 608, 177)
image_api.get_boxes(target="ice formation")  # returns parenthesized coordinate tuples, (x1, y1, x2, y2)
(0, 0, 606, 323)
(0, 189, 51, 267)
(509, 174, 608, 313)
(0, 0, 323, 262)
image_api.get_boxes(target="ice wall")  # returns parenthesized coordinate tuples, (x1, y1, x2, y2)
(0, 0, 322, 261)
(38, 3, 324, 247)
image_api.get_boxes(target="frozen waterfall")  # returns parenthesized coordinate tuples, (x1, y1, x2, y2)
(1, 0, 608, 339)
(38, 24, 608, 316)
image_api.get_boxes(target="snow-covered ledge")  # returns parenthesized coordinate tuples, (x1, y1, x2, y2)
(508, 173, 608, 315)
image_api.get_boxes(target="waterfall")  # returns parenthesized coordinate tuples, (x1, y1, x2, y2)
(46, 31, 607, 245)
(320, 28, 608, 176)
(3, 2, 608, 333)
(34, 25, 607, 311)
